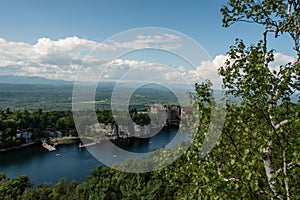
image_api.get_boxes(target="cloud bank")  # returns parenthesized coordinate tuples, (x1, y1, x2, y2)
(0, 36, 295, 88)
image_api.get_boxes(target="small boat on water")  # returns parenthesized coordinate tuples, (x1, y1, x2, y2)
(113, 155, 117, 158)
(56, 154, 61, 156)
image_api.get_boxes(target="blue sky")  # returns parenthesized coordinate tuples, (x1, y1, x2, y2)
(0, 0, 296, 85)
(0, 0, 295, 56)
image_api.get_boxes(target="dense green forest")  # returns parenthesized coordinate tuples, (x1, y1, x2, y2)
(0, 0, 299, 199)
(0, 84, 73, 111)
(0, 108, 154, 149)
(0, 83, 179, 111)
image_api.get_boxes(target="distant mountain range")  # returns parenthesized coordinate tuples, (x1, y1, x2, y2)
(0, 74, 298, 102)
(0, 75, 73, 85)
(0, 75, 188, 88)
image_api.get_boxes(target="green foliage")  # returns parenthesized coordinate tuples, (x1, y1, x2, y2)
(77, 166, 174, 200)
(96, 110, 115, 125)
(21, 184, 53, 200)
(0, 109, 149, 149)
(0, 83, 179, 111)
(221, 0, 300, 38)
(129, 108, 151, 126)
(0, 174, 30, 199)
(0, 110, 77, 149)
(218, 0, 300, 199)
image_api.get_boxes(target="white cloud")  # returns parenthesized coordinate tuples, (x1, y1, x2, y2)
(105, 33, 181, 51)
(0, 36, 98, 80)
(0, 35, 295, 87)
(189, 53, 296, 88)
(178, 55, 228, 88)
(0, 34, 181, 81)
(213, 54, 228, 68)
(270, 53, 295, 72)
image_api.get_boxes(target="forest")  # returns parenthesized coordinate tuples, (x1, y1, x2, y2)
(0, 108, 155, 150)
(0, 82, 179, 111)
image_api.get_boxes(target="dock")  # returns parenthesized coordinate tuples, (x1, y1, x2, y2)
(78, 142, 97, 148)
(42, 142, 56, 151)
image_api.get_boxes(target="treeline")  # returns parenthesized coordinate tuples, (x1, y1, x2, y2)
(0, 109, 113, 149)
(0, 109, 76, 149)
(0, 108, 152, 149)
(0, 166, 174, 200)
(0, 82, 178, 111)
(129, 108, 151, 126)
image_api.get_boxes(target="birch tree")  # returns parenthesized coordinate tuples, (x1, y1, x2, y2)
(219, 0, 300, 199)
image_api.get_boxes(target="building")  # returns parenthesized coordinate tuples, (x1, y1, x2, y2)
(20, 131, 32, 143)
(165, 105, 181, 126)
(89, 123, 114, 136)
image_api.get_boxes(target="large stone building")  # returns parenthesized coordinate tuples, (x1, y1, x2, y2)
(164, 105, 181, 126)
(89, 104, 181, 139)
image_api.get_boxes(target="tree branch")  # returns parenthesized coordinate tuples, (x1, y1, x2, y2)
(287, 0, 292, 15)
(217, 167, 247, 184)
(287, 162, 300, 170)
(263, 141, 283, 200)
(223, 177, 241, 182)
(274, 119, 291, 130)
(276, 162, 300, 174)
(222, 129, 243, 158)
(268, 94, 276, 128)
(283, 151, 290, 200)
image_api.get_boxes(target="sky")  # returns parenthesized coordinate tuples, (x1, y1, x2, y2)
(0, 0, 296, 87)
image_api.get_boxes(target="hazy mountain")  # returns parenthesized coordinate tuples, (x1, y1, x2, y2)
(0, 75, 73, 85)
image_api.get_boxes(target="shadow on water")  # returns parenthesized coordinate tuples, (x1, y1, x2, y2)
(114, 126, 180, 153)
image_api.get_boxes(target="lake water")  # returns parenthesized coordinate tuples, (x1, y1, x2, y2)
(0, 126, 188, 186)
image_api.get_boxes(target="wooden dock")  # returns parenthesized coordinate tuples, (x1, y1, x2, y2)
(42, 142, 56, 151)
(78, 142, 97, 148)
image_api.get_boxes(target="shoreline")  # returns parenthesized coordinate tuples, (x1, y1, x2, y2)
(0, 136, 97, 153)
(0, 136, 82, 153)
(0, 126, 180, 152)
(0, 141, 39, 153)
(49, 136, 81, 145)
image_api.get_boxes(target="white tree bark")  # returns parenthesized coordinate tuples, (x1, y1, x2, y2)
(283, 151, 290, 200)
(262, 140, 283, 200)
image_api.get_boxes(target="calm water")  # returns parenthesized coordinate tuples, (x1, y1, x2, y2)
(0, 143, 99, 186)
(0, 126, 188, 186)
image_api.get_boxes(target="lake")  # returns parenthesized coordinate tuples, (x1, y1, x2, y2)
(0, 126, 188, 186)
